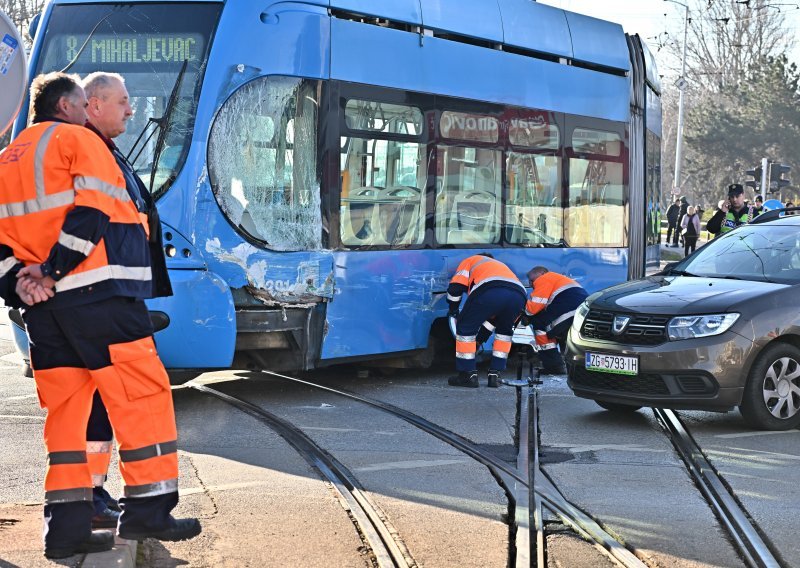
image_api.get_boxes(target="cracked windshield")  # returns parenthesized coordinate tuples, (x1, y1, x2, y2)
(33, 3, 221, 197)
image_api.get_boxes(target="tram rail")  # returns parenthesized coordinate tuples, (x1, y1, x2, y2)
(261, 370, 646, 568)
(190, 382, 416, 568)
(654, 408, 783, 568)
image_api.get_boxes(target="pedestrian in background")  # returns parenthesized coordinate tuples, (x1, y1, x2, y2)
(665, 196, 680, 247)
(447, 253, 526, 388)
(0, 72, 199, 559)
(680, 205, 701, 257)
(673, 196, 689, 247)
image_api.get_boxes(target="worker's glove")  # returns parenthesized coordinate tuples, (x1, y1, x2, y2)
(448, 306, 460, 319)
(519, 314, 532, 327)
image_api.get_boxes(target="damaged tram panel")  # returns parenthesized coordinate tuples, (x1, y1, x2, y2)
(207, 75, 333, 371)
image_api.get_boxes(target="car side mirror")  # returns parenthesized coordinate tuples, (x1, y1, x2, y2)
(656, 261, 677, 276)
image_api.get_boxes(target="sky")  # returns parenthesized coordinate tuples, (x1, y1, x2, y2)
(538, 0, 800, 75)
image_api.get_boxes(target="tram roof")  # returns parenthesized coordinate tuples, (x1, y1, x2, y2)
(271, 0, 630, 74)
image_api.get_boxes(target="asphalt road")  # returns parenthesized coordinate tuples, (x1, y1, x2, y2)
(1, 326, 798, 566)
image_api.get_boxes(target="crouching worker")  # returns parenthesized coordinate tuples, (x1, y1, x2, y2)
(522, 267, 588, 375)
(447, 254, 526, 388)
(0, 72, 200, 559)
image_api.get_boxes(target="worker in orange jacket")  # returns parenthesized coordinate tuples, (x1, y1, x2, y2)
(80, 71, 175, 530)
(447, 253, 526, 387)
(0, 72, 199, 559)
(522, 267, 588, 375)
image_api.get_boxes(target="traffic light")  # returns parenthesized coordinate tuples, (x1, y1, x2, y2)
(745, 166, 762, 190)
(769, 163, 791, 193)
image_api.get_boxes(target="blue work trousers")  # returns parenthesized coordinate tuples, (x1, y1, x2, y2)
(456, 286, 526, 373)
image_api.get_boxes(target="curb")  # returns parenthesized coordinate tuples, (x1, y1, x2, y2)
(81, 536, 137, 568)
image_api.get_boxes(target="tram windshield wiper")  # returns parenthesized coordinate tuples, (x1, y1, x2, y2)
(148, 59, 188, 195)
(668, 269, 699, 277)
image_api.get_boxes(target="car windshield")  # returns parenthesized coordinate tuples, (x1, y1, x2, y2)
(674, 224, 800, 284)
(33, 3, 221, 198)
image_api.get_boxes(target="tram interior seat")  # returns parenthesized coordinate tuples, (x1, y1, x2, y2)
(376, 186, 423, 246)
(446, 190, 498, 244)
(341, 186, 425, 246)
(340, 187, 387, 246)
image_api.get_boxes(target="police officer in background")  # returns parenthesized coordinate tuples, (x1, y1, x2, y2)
(447, 253, 526, 388)
(0, 72, 199, 559)
(706, 183, 759, 237)
(753, 194, 764, 215)
(521, 267, 588, 375)
(80, 71, 174, 530)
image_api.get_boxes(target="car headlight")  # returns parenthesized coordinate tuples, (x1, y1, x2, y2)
(572, 301, 591, 332)
(667, 313, 740, 340)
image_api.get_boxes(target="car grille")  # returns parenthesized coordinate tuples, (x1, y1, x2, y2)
(581, 310, 671, 346)
(571, 366, 670, 395)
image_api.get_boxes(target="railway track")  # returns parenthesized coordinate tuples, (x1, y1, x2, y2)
(218, 370, 645, 567)
(654, 408, 784, 568)
(191, 371, 784, 567)
(190, 382, 416, 568)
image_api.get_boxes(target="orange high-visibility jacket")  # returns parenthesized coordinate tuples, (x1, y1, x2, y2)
(525, 272, 582, 316)
(0, 121, 153, 308)
(447, 255, 525, 306)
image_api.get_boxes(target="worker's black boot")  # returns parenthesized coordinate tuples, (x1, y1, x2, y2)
(487, 370, 500, 388)
(448, 371, 479, 388)
(44, 530, 114, 559)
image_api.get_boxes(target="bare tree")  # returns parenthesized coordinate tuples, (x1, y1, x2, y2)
(657, 0, 796, 208)
(1, 0, 46, 42)
(664, 0, 793, 92)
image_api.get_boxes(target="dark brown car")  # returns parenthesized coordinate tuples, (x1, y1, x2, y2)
(565, 215, 800, 430)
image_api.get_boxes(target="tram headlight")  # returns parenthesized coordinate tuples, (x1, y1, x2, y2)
(667, 313, 740, 340)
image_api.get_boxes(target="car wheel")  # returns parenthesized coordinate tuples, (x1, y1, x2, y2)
(739, 343, 800, 431)
(595, 401, 642, 413)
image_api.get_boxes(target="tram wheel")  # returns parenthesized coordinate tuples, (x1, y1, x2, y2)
(739, 343, 800, 431)
(595, 401, 642, 413)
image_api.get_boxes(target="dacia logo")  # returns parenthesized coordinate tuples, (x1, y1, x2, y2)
(612, 315, 631, 335)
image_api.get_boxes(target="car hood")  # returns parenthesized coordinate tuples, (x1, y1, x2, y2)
(591, 276, 789, 314)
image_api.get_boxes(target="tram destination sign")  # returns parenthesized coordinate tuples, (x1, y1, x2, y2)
(59, 33, 204, 66)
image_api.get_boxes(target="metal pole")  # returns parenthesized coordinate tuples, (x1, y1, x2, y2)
(672, 1, 689, 197)
(761, 157, 769, 201)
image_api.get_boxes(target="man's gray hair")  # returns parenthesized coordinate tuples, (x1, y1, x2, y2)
(526, 266, 549, 280)
(82, 72, 125, 100)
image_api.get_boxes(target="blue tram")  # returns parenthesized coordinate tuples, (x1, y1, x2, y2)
(14, 0, 662, 374)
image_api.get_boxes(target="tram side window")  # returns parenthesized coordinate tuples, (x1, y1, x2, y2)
(505, 154, 562, 245)
(435, 111, 502, 245)
(505, 111, 562, 245)
(208, 76, 323, 250)
(340, 100, 426, 247)
(566, 129, 626, 247)
(646, 131, 662, 247)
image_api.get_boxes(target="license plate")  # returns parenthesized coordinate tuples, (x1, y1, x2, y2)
(585, 352, 638, 376)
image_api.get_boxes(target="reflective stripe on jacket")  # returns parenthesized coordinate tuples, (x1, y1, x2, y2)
(0, 121, 153, 309)
(447, 255, 525, 305)
(525, 272, 582, 316)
